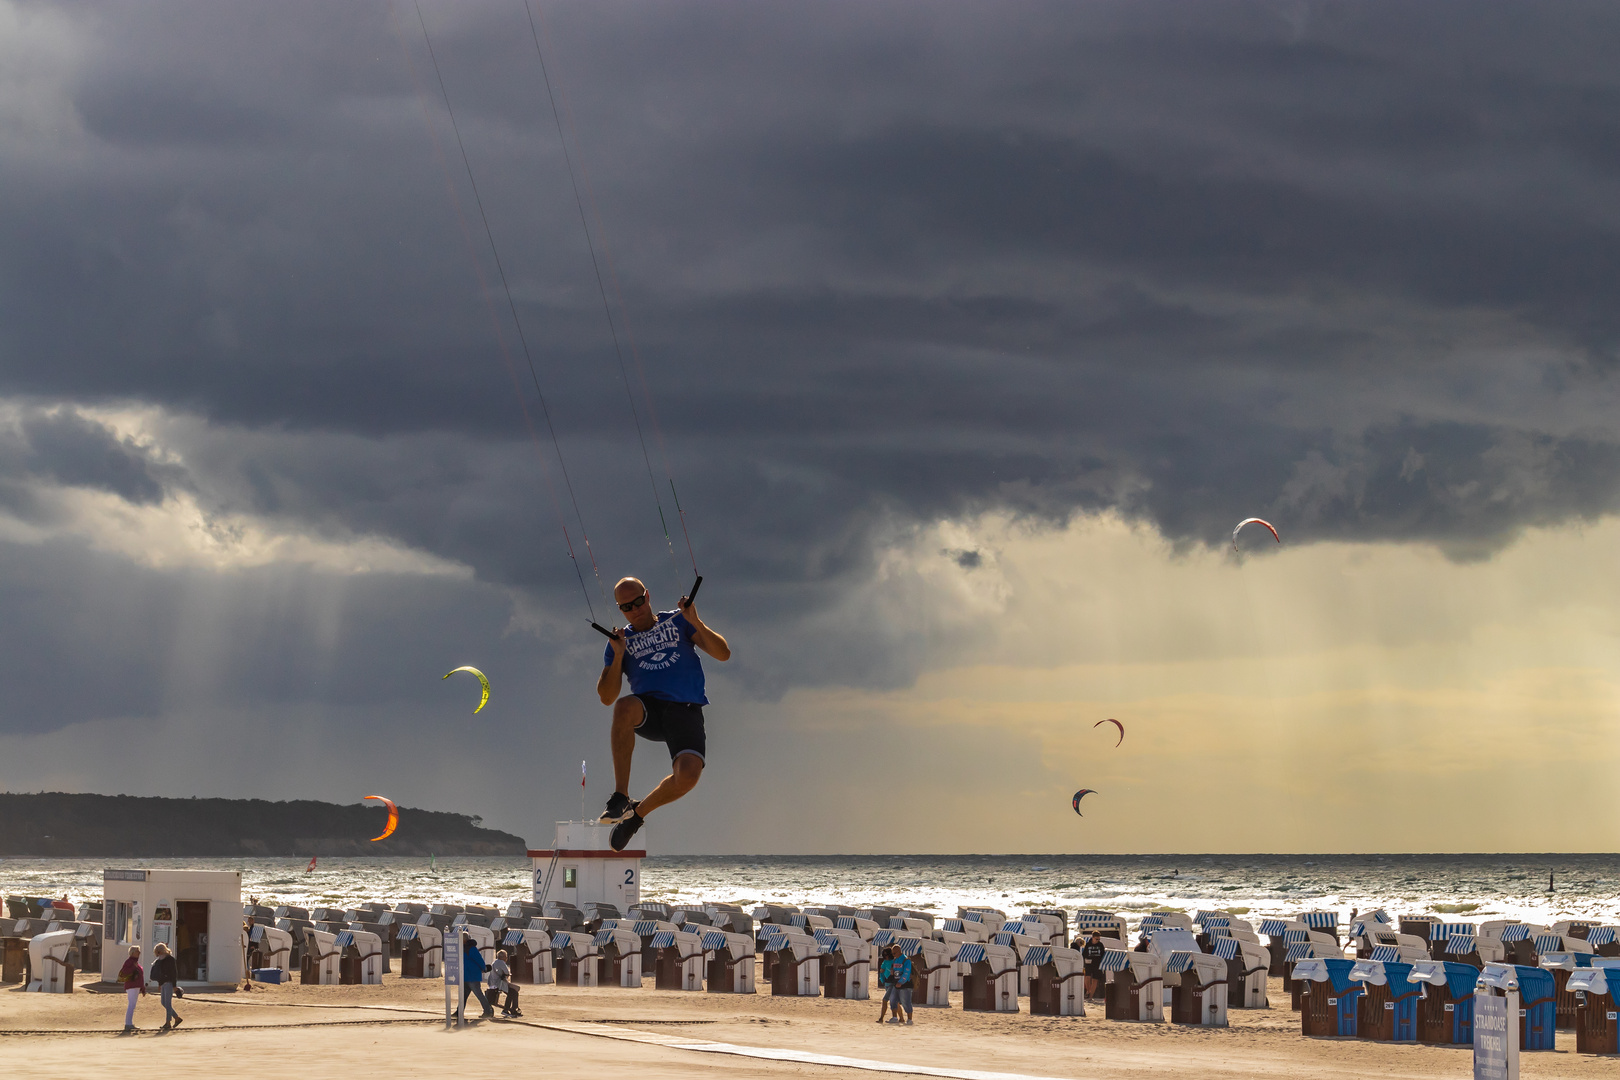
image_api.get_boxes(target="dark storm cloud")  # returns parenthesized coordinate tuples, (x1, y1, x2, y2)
(18, 410, 170, 504)
(3, 0, 1620, 730)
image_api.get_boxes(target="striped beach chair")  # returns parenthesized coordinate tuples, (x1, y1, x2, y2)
(1349, 955, 1420, 1042)
(1260, 918, 1295, 974)
(1102, 947, 1163, 1022)
(1167, 950, 1228, 1026)
(1285, 941, 1315, 1008)
(1294, 957, 1361, 1037)
(1408, 959, 1479, 1044)
(649, 929, 704, 991)
(1074, 911, 1127, 944)
(994, 929, 1045, 994)
(763, 930, 820, 996)
(1494, 923, 1538, 966)
(1302, 911, 1339, 944)
(956, 941, 1020, 1013)
(893, 934, 952, 1007)
(700, 928, 755, 994)
(1026, 943, 1088, 1017)
(1444, 933, 1482, 967)
(1566, 964, 1620, 1053)
(551, 929, 600, 987)
(594, 926, 644, 987)
(1208, 934, 1267, 1009)
(815, 928, 869, 999)
(502, 925, 551, 984)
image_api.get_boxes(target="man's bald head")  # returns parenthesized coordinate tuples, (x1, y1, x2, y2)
(614, 576, 656, 629)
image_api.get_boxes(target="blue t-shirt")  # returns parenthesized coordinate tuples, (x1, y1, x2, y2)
(604, 609, 708, 705)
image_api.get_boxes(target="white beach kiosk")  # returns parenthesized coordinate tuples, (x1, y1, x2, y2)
(529, 822, 643, 911)
(101, 869, 243, 989)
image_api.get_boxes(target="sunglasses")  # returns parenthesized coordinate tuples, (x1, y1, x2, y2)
(617, 592, 649, 613)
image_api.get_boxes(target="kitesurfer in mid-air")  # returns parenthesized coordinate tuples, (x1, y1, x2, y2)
(597, 576, 730, 850)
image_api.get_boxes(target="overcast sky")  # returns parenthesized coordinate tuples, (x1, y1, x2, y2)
(1, 0, 1618, 854)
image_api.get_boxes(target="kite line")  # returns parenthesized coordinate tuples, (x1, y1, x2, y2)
(402, 1, 703, 630)
(407, 0, 608, 621)
(521, 0, 699, 596)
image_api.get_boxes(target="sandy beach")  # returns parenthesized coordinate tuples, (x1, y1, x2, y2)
(2, 971, 1610, 1080)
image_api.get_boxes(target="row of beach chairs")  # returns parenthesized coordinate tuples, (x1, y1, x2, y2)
(23, 884, 1620, 1057)
(1, 896, 104, 991)
(1282, 908, 1620, 1056)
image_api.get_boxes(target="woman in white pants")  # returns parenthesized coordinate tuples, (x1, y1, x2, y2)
(116, 946, 146, 1032)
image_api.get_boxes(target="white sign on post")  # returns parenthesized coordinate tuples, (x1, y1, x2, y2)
(1474, 988, 1519, 1080)
(442, 928, 462, 1028)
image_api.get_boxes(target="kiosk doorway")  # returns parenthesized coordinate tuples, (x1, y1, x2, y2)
(176, 901, 210, 981)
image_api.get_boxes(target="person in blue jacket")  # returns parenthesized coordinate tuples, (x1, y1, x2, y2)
(460, 936, 494, 1020)
(597, 576, 730, 851)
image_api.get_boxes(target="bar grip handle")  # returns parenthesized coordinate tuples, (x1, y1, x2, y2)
(680, 575, 703, 610)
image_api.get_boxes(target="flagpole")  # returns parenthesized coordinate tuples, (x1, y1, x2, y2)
(580, 760, 586, 822)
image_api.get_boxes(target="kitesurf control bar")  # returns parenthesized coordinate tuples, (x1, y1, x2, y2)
(592, 575, 702, 639)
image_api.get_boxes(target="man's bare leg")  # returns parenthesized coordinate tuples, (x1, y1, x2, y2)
(634, 753, 703, 817)
(610, 696, 644, 795)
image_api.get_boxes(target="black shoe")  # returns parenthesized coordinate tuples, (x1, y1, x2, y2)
(599, 792, 638, 824)
(610, 811, 644, 851)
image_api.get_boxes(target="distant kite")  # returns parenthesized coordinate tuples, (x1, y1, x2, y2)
(1232, 517, 1281, 551)
(365, 795, 399, 842)
(1094, 718, 1124, 747)
(1072, 789, 1096, 816)
(443, 666, 490, 714)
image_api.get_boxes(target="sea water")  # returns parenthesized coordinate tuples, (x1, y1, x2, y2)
(4, 852, 1617, 929)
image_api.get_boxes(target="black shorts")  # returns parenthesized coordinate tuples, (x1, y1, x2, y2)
(632, 695, 707, 764)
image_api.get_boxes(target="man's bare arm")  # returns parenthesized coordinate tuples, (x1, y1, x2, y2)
(597, 632, 627, 704)
(682, 604, 730, 662)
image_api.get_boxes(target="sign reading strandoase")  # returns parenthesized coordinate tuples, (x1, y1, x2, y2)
(1474, 986, 1519, 1080)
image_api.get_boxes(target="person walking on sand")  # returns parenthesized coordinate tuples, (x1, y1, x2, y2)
(597, 576, 730, 851)
(889, 945, 914, 1024)
(117, 946, 145, 1033)
(460, 936, 494, 1020)
(151, 943, 183, 1031)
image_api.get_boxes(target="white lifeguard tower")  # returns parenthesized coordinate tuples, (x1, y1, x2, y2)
(529, 822, 643, 912)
